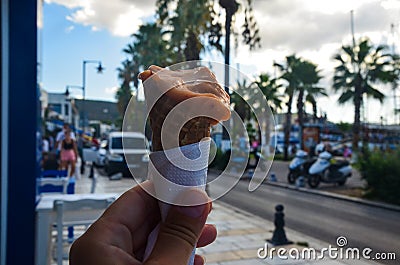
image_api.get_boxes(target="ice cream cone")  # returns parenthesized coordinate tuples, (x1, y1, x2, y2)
(139, 65, 230, 151)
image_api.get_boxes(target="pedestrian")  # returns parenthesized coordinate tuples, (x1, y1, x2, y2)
(291, 143, 297, 156)
(42, 136, 49, 153)
(343, 145, 352, 159)
(41, 152, 59, 171)
(55, 122, 76, 156)
(77, 131, 86, 174)
(59, 129, 78, 178)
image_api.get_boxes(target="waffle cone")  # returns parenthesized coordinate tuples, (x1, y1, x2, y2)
(149, 94, 211, 151)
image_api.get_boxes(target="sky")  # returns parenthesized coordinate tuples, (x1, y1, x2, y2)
(40, 0, 400, 124)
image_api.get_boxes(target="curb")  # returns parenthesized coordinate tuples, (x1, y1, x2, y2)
(264, 180, 400, 212)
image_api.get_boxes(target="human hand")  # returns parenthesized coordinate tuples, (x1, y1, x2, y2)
(70, 180, 216, 265)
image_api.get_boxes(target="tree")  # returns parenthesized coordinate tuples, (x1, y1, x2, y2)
(122, 22, 175, 92)
(231, 79, 252, 121)
(332, 37, 398, 151)
(305, 85, 327, 122)
(253, 73, 282, 150)
(274, 55, 302, 160)
(156, 0, 219, 61)
(116, 60, 134, 116)
(254, 73, 282, 114)
(294, 60, 323, 148)
(155, 0, 261, 61)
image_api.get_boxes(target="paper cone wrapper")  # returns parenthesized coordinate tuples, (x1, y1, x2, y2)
(143, 139, 211, 265)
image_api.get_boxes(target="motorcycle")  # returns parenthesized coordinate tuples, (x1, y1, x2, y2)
(287, 150, 316, 184)
(307, 151, 352, 188)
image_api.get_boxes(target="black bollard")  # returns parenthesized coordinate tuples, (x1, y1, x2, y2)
(267, 204, 293, 246)
(88, 163, 94, 179)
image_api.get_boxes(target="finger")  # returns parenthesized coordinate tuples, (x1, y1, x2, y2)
(101, 181, 160, 238)
(138, 70, 153, 81)
(148, 65, 163, 73)
(194, 255, 205, 265)
(75, 181, 160, 255)
(70, 224, 140, 265)
(145, 189, 211, 265)
(197, 224, 217, 248)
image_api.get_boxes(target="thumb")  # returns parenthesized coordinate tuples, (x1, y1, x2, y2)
(145, 189, 211, 265)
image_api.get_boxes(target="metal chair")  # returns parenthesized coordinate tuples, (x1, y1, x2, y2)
(53, 197, 115, 265)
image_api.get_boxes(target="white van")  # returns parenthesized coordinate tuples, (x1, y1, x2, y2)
(104, 132, 149, 178)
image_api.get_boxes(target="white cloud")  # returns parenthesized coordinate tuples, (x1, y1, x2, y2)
(65, 25, 74, 33)
(46, 0, 156, 37)
(381, 0, 400, 9)
(45, 0, 83, 9)
(105, 86, 118, 95)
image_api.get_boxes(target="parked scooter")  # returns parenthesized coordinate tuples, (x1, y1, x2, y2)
(287, 150, 316, 184)
(307, 151, 352, 188)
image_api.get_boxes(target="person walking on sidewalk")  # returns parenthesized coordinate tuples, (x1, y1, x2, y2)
(60, 129, 78, 178)
(77, 131, 87, 175)
(55, 122, 76, 157)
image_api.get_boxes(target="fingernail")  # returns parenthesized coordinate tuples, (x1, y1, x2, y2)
(178, 204, 206, 218)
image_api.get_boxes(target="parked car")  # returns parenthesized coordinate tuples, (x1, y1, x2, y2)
(104, 132, 150, 178)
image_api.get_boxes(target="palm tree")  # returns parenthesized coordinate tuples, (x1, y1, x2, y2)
(123, 22, 175, 91)
(305, 85, 327, 122)
(232, 79, 252, 121)
(253, 73, 282, 150)
(122, 44, 140, 91)
(332, 37, 397, 151)
(254, 73, 282, 114)
(155, 0, 261, 61)
(295, 60, 323, 148)
(116, 60, 134, 116)
(156, 0, 217, 61)
(274, 55, 302, 160)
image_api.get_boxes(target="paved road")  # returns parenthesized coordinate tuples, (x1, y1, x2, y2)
(208, 172, 400, 264)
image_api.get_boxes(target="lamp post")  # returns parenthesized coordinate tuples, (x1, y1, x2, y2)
(219, 0, 239, 151)
(65, 85, 84, 98)
(65, 85, 84, 128)
(81, 60, 104, 130)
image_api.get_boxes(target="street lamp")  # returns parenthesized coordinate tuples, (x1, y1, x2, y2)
(65, 85, 84, 128)
(81, 60, 104, 130)
(82, 60, 104, 100)
(65, 85, 84, 98)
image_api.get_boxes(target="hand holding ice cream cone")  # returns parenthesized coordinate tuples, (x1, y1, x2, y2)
(139, 64, 230, 265)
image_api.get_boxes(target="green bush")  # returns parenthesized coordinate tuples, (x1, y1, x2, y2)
(357, 148, 400, 205)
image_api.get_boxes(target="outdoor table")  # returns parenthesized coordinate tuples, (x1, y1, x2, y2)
(35, 193, 118, 265)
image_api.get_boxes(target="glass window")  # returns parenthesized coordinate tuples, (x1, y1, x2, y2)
(111, 137, 145, 149)
(50, 103, 61, 114)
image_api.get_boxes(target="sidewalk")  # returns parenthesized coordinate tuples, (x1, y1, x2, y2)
(203, 202, 379, 265)
(56, 166, 380, 265)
